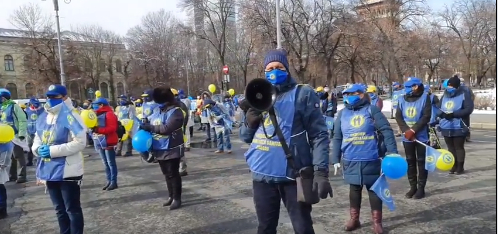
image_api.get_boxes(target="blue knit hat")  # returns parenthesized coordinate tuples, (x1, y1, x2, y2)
(264, 49, 289, 71)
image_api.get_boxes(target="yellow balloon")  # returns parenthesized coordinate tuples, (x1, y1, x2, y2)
(80, 110, 98, 128)
(0, 124, 15, 143)
(95, 90, 102, 98)
(208, 84, 216, 93)
(228, 89, 235, 96)
(121, 133, 129, 142)
(435, 149, 455, 171)
(120, 119, 134, 132)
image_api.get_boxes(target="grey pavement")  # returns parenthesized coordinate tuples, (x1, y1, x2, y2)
(0, 129, 496, 234)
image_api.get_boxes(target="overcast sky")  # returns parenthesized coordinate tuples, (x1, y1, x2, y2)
(0, 0, 454, 36)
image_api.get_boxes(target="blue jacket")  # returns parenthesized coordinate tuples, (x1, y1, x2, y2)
(239, 77, 330, 183)
(331, 98, 397, 186)
(436, 87, 474, 137)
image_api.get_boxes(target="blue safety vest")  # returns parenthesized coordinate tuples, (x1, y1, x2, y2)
(142, 101, 159, 120)
(439, 93, 465, 130)
(399, 93, 429, 142)
(117, 105, 130, 120)
(26, 107, 44, 135)
(0, 142, 13, 153)
(340, 106, 378, 161)
(370, 94, 379, 106)
(35, 111, 71, 181)
(223, 101, 235, 117)
(92, 113, 107, 150)
(391, 90, 404, 110)
(148, 107, 181, 151)
(208, 104, 233, 130)
(190, 102, 197, 111)
(245, 87, 298, 179)
(0, 104, 18, 134)
(323, 115, 334, 130)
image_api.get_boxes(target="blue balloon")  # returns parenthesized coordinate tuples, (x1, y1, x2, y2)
(132, 130, 153, 153)
(381, 154, 408, 179)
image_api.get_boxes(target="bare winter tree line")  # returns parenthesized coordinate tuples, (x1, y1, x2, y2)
(7, 0, 496, 99)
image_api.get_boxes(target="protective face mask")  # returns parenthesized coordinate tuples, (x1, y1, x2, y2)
(47, 99, 63, 107)
(82, 104, 89, 109)
(404, 87, 413, 95)
(265, 69, 288, 85)
(343, 95, 360, 105)
(446, 87, 456, 94)
(91, 104, 100, 110)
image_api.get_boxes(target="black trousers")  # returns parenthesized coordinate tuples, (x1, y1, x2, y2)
(444, 136, 466, 170)
(403, 141, 428, 188)
(158, 158, 182, 200)
(253, 181, 314, 234)
(349, 184, 382, 211)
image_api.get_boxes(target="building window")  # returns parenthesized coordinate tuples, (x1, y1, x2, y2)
(115, 59, 122, 72)
(99, 59, 106, 72)
(6, 83, 18, 99)
(116, 82, 125, 96)
(4, 55, 14, 71)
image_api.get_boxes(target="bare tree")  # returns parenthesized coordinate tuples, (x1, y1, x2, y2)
(9, 3, 79, 89)
(227, 18, 256, 89)
(440, 0, 497, 85)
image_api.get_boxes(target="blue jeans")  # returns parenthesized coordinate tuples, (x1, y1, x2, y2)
(46, 181, 84, 234)
(217, 128, 231, 151)
(98, 149, 118, 183)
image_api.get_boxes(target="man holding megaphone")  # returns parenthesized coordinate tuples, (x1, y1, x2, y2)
(240, 49, 332, 234)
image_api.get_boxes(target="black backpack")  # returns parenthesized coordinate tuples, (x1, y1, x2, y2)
(116, 120, 126, 140)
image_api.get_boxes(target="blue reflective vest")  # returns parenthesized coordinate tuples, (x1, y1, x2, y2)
(398, 93, 429, 142)
(323, 115, 334, 130)
(26, 107, 44, 135)
(142, 101, 159, 120)
(35, 111, 71, 181)
(245, 87, 298, 179)
(92, 113, 108, 150)
(0, 104, 18, 134)
(439, 93, 465, 131)
(149, 107, 181, 151)
(391, 90, 404, 110)
(117, 105, 131, 120)
(340, 106, 378, 161)
(429, 94, 437, 125)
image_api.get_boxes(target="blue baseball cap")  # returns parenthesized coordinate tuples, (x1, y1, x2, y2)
(342, 84, 366, 94)
(404, 77, 422, 87)
(0, 88, 11, 99)
(93, 98, 109, 105)
(46, 84, 67, 96)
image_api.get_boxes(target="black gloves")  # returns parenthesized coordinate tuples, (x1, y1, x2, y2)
(239, 99, 251, 113)
(245, 108, 263, 129)
(139, 123, 153, 132)
(313, 171, 333, 199)
(444, 113, 454, 120)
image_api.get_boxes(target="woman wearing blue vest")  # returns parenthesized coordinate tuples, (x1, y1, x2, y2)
(31, 84, 87, 234)
(139, 87, 185, 210)
(395, 78, 432, 199)
(26, 98, 45, 166)
(240, 49, 332, 234)
(331, 84, 398, 234)
(437, 76, 474, 174)
(115, 95, 135, 157)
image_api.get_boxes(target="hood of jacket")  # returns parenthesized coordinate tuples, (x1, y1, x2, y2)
(201, 91, 212, 99)
(44, 98, 74, 114)
(95, 105, 114, 115)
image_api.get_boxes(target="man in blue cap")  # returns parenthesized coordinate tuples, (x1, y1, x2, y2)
(240, 49, 333, 233)
(32, 84, 86, 233)
(395, 77, 432, 199)
(26, 97, 45, 166)
(115, 95, 135, 157)
(0, 89, 28, 183)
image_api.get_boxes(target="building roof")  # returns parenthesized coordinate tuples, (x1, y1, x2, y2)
(0, 28, 107, 43)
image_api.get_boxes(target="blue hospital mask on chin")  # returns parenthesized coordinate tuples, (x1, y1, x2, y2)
(404, 87, 413, 95)
(446, 87, 456, 94)
(265, 69, 288, 85)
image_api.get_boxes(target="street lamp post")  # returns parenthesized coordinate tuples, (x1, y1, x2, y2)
(51, 0, 67, 86)
(275, 0, 282, 49)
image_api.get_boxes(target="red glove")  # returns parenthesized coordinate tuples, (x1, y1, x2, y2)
(404, 129, 416, 141)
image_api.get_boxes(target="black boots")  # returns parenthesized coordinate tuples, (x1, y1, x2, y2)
(102, 182, 110, 190)
(413, 163, 427, 199)
(405, 159, 418, 198)
(164, 176, 182, 210)
(456, 162, 465, 175)
(0, 208, 7, 219)
(406, 160, 427, 199)
(106, 182, 118, 191)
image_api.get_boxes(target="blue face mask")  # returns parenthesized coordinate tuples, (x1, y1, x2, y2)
(446, 87, 456, 93)
(344, 95, 360, 105)
(404, 87, 413, 95)
(92, 104, 100, 110)
(120, 100, 127, 106)
(47, 98, 63, 107)
(265, 69, 288, 85)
